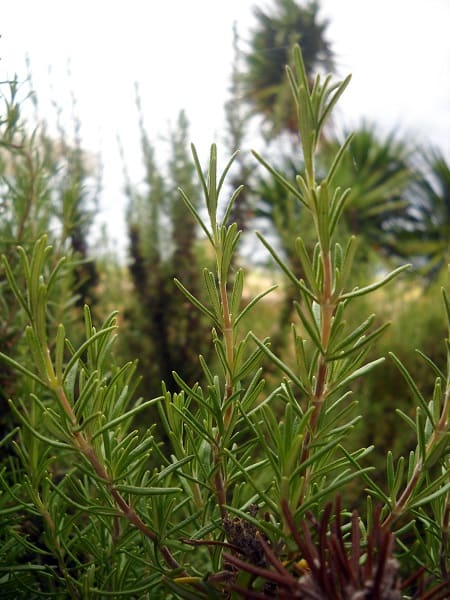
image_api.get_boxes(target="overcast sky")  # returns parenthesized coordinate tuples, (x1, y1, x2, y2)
(1, 0, 449, 255)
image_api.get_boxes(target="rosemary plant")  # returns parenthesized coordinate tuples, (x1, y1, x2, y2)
(0, 45, 448, 598)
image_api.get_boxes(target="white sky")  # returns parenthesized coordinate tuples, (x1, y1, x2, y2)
(1, 0, 449, 257)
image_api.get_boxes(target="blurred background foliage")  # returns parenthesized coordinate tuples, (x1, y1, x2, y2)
(1, 0, 449, 481)
(0, 78, 100, 454)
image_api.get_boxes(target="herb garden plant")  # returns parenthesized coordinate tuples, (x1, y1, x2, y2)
(0, 46, 449, 599)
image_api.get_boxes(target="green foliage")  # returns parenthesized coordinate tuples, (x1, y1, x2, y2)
(0, 79, 99, 452)
(0, 46, 449, 599)
(0, 236, 174, 597)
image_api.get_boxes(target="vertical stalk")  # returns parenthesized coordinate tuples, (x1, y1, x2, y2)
(298, 249, 335, 505)
(312, 251, 333, 423)
(213, 278, 235, 520)
(220, 279, 234, 420)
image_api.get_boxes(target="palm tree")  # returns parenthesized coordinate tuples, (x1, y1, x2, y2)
(397, 148, 450, 281)
(319, 123, 417, 261)
(241, 0, 334, 135)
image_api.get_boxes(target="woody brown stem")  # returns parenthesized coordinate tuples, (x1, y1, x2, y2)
(211, 278, 235, 519)
(298, 250, 334, 504)
(48, 376, 188, 569)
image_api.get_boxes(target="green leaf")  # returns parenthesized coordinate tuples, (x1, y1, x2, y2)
(174, 277, 218, 326)
(300, 467, 373, 518)
(230, 268, 244, 320)
(326, 133, 354, 184)
(291, 331, 311, 392)
(63, 325, 117, 382)
(207, 144, 218, 221)
(395, 409, 417, 433)
(190, 144, 209, 210)
(54, 323, 65, 381)
(295, 237, 320, 296)
(391, 456, 406, 501)
(296, 174, 314, 210)
(340, 445, 390, 504)
(317, 74, 352, 136)
(389, 353, 434, 423)
(416, 407, 427, 461)
(0, 426, 19, 449)
(71, 411, 103, 434)
(329, 314, 376, 354)
(415, 349, 445, 381)
(252, 150, 308, 208)
(218, 223, 240, 283)
(250, 333, 309, 395)
(155, 455, 194, 483)
(170, 402, 216, 446)
(386, 451, 395, 490)
(217, 150, 240, 204)
(290, 435, 339, 479)
(294, 300, 324, 354)
(178, 186, 213, 244)
(326, 322, 390, 361)
(329, 187, 351, 238)
(238, 372, 266, 413)
(336, 236, 358, 293)
(1, 253, 32, 319)
(46, 255, 68, 292)
(315, 182, 330, 253)
(410, 481, 450, 509)
(234, 284, 278, 326)
(8, 399, 72, 450)
(234, 344, 264, 383)
(28, 236, 52, 313)
(332, 357, 386, 390)
(91, 398, 160, 440)
(222, 183, 244, 227)
(256, 232, 301, 290)
(340, 264, 411, 300)
(333, 242, 343, 275)
(203, 269, 222, 323)
(0, 351, 48, 388)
